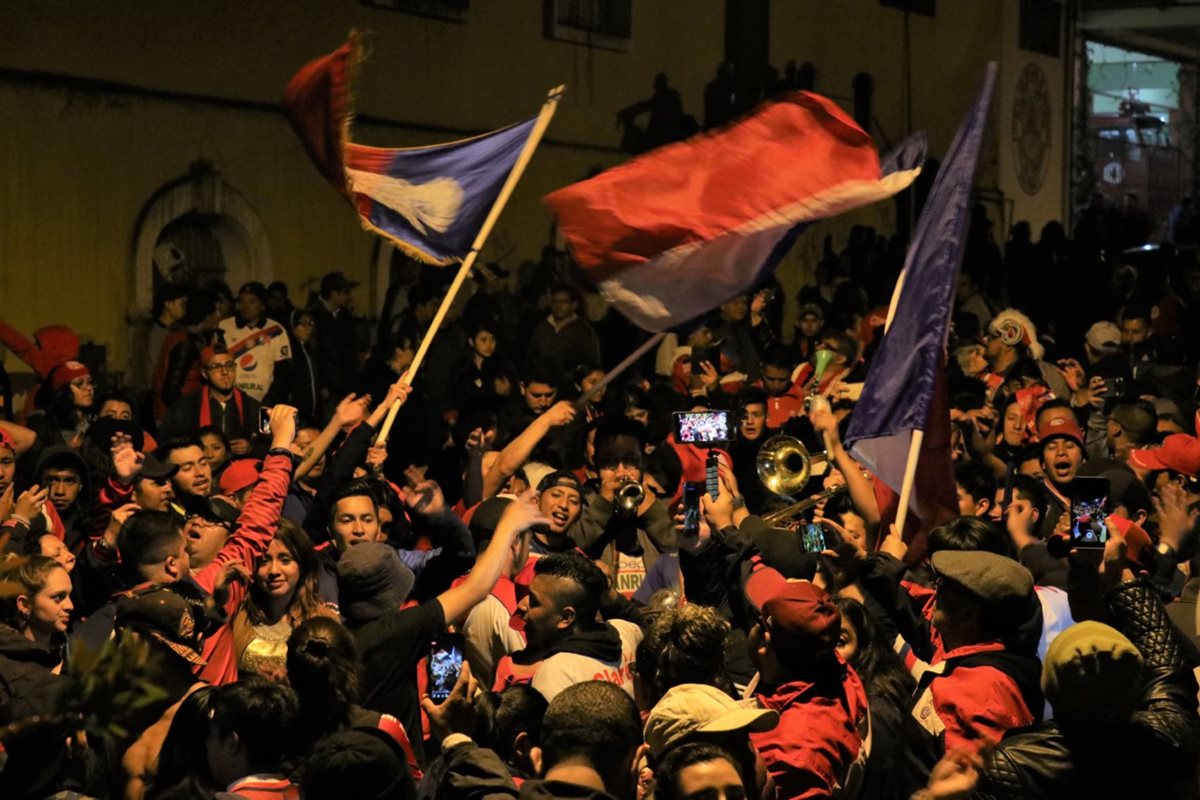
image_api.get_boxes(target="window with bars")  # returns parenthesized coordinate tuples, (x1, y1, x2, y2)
(360, 0, 469, 23)
(544, 0, 633, 51)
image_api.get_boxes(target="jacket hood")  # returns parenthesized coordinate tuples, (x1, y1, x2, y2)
(0, 625, 59, 667)
(512, 622, 623, 667)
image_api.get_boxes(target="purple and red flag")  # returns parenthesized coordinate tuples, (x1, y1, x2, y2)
(544, 92, 924, 331)
(283, 32, 541, 265)
(845, 64, 998, 551)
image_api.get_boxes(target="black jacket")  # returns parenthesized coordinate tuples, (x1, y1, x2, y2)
(969, 580, 1200, 800)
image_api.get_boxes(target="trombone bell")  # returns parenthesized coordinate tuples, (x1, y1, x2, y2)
(755, 434, 828, 497)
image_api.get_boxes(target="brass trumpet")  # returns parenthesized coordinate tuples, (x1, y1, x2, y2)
(755, 434, 829, 497)
(761, 485, 848, 527)
(614, 477, 645, 516)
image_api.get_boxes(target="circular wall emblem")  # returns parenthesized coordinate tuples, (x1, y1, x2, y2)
(1102, 160, 1125, 185)
(1012, 63, 1052, 196)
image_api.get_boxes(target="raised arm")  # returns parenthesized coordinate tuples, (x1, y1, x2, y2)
(811, 403, 880, 529)
(482, 401, 576, 499)
(435, 493, 547, 624)
(193, 405, 297, 594)
(294, 393, 371, 481)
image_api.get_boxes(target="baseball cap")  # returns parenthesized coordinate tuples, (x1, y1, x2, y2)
(644, 683, 780, 758)
(114, 587, 206, 668)
(219, 459, 261, 495)
(1037, 411, 1085, 449)
(49, 360, 90, 391)
(1085, 321, 1122, 356)
(797, 303, 824, 321)
(536, 470, 583, 496)
(1129, 433, 1200, 476)
(748, 578, 841, 654)
(321, 271, 359, 295)
(139, 453, 179, 482)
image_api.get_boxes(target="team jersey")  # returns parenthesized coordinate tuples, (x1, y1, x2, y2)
(218, 317, 291, 401)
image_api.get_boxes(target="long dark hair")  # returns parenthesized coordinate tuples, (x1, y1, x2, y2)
(245, 520, 324, 626)
(832, 596, 915, 709)
(34, 377, 89, 430)
(144, 686, 217, 800)
(286, 616, 361, 748)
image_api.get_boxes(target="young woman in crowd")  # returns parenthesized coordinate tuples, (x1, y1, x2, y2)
(229, 520, 337, 681)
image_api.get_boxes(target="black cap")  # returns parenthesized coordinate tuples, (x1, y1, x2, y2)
(115, 587, 206, 667)
(321, 271, 359, 295)
(139, 453, 179, 482)
(536, 470, 583, 495)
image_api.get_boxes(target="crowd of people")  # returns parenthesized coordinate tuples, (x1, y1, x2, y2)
(0, 193, 1198, 800)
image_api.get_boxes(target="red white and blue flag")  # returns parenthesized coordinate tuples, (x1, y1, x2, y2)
(545, 93, 924, 331)
(845, 64, 998, 547)
(283, 32, 542, 265)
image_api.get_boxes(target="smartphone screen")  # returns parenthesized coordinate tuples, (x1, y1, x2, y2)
(675, 411, 731, 446)
(801, 523, 827, 554)
(427, 634, 465, 703)
(1069, 476, 1110, 550)
(258, 407, 272, 435)
(705, 451, 720, 499)
(682, 481, 702, 537)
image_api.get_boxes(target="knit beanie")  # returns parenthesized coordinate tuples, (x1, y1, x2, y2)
(1042, 620, 1144, 723)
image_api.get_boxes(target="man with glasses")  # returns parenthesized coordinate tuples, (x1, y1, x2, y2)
(160, 345, 260, 454)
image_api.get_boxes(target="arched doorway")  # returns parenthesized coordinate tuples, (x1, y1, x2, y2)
(127, 161, 272, 387)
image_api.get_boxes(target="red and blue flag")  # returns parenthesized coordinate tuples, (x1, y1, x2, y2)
(283, 32, 541, 265)
(544, 92, 924, 331)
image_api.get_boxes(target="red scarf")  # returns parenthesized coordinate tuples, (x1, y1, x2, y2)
(198, 385, 244, 429)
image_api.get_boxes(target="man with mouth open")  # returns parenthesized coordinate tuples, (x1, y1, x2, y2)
(1034, 404, 1087, 541)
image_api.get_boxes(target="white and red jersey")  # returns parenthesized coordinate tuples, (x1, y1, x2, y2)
(218, 317, 292, 401)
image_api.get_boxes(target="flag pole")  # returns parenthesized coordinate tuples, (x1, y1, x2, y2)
(893, 428, 924, 536)
(577, 332, 666, 407)
(376, 85, 565, 445)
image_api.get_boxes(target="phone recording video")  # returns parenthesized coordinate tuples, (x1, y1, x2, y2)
(675, 411, 732, 446)
(682, 481, 702, 537)
(258, 407, 272, 435)
(1069, 476, 1110, 550)
(801, 522, 827, 554)
(427, 634, 465, 704)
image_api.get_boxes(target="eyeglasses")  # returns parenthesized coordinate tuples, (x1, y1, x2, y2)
(206, 362, 236, 373)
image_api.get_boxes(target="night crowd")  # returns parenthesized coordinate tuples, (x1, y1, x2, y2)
(1, 193, 1199, 800)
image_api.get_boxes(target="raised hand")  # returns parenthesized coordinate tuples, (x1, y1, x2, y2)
(111, 433, 144, 484)
(541, 401, 578, 428)
(268, 404, 299, 449)
(335, 393, 372, 428)
(13, 484, 48, 521)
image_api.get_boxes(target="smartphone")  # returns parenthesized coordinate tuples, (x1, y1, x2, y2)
(691, 344, 721, 371)
(675, 410, 732, 446)
(1069, 476, 1110, 550)
(682, 481, 702, 537)
(705, 451, 720, 499)
(1103, 377, 1126, 398)
(258, 407, 272, 435)
(427, 633, 465, 704)
(801, 522, 827, 554)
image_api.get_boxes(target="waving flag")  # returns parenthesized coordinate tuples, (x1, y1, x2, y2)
(545, 93, 924, 331)
(283, 32, 545, 265)
(845, 64, 998, 544)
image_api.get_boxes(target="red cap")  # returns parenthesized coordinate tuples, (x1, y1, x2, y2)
(760, 580, 841, 653)
(1037, 412, 1085, 449)
(49, 360, 90, 391)
(199, 346, 221, 366)
(0, 428, 14, 453)
(745, 566, 790, 612)
(1129, 434, 1200, 477)
(218, 458, 261, 495)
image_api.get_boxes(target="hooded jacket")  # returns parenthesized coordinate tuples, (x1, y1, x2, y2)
(493, 620, 640, 701)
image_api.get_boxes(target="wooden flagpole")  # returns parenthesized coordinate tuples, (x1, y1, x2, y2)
(893, 429, 923, 536)
(577, 331, 666, 407)
(377, 85, 565, 445)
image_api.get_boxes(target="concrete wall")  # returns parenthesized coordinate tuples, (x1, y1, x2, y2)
(0, 0, 1070, 371)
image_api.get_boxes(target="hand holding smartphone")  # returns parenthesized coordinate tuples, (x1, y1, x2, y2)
(427, 633, 465, 704)
(682, 481, 702, 537)
(1069, 476, 1110, 550)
